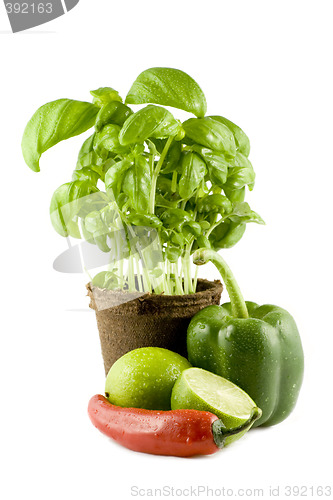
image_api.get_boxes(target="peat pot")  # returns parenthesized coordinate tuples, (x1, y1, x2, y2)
(87, 279, 223, 375)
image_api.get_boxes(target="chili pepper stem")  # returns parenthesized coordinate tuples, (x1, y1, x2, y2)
(212, 407, 262, 449)
(193, 248, 249, 319)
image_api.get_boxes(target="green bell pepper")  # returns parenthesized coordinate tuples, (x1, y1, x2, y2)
(187, 249, 304, 427)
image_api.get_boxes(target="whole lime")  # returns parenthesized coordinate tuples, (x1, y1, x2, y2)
(105, 347, 191, 410)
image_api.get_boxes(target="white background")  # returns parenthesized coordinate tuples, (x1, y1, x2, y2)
(1, 1, 332, 499)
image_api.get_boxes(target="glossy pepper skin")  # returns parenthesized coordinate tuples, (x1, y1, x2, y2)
(188, 249, 304, 427)
(88, 395, 260, 457)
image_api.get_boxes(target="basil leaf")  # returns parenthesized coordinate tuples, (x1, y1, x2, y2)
(209, 115, 250, 157)
(126, 67, 207, 118)
(92, 271, 120, 290)
(183, 117, 236, 158)
(75, 133, 104, 175)
(22, 99, 99, 172)
(166, 246, 183, 263)
(95, 101, 133, 132)
(160, 141, 182, 174)
(210, 221, 247, 249)
(77, 133, 95, 161)
(155, 194, 179, 209)
(122, 156, 151, 212)
(119, 105, 180, 145)
(193, 145, 229, 186)
(228, 202, 265, 224)
(160, 208, 193, 230)
(72, 167, 100, 185)
(50, 180, 97, 238)
(225, 152, 255, 191)
(94, 124, 129, 158)
(105, 158, 133, 197)
(223, 186, 246, 203)
(179, 152, 206, 199)
(197, 194, 232, 215)
(85, 210, 106, 234)
(127, 213, 162, 229)
(90, 87, 122, 108)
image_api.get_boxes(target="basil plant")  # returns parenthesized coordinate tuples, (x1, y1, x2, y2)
(22, 67, 264, 295)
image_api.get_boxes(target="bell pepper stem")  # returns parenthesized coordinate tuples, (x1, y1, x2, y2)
(193, 248, 249, 319)
(212, 407, 262, 449)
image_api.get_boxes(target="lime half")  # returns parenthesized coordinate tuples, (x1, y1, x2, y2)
(171, 367, 261, 445)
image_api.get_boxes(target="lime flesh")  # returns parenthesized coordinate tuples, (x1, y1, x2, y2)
(171, 367, 259, 443)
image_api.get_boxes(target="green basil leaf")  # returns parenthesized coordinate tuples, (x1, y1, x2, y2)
(228, 202, 265, 224)
(84, 210, 106, 234)
(105, 158, 134, 197)
(127, 213, 162, 229)
(165, 246, 183, 263)
(94, 124, 129, 158)
(184, 221, 202, 237)
(77, 133, 95, 162)
(170, 232, 185, 247)
(50, 180, 97, 238)
(192, 145, 229, 186)
(210, 221, 246, 249)
(119, 105, 180, 145)
(94, 234, 111, 253)
(126, 67, 207, 118)
(156, 175, 174, 195)
(179, 152, 206, 199)
(225, 152, 255, 191)
(84, 210, 111, 252)
(155, 194, 179, 209)
(99, 204, 117, 227)
(22, 99, 99, 172)
(90, 87, 122, 108)
(208, 115, 250, 157)
(75, 133, 104, 175)
(160, 208, 193, 230)
(223, 186, 246, 203)
(192, 235, 211, 251)
(183, 117, 236, 158)
(72, 167, 100, 185)
(122, 156, 151, 212)
(197, 194, 232, 214)
(92, 271, 120, 290)
(160, 141, 182, 174)
(95, 101, 133, 132)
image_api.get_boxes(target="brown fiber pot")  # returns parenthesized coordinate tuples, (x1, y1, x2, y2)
(87, 279, 223, 375)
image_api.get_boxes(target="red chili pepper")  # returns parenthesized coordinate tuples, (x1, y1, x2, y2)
(88, 395, 261, 457)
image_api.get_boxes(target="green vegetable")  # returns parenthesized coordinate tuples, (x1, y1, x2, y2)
(208, 116, 250, 157)
(119, 105, 181, 145)
(126, 67, 207, 118)
(22, 99, 98, 172)
(178, 152, 206, 199)
(183, 117, 236, 158)
(22, 67, 263, 294)
(187, 249, 304, 426)
(90, 87, 122, 108)
(95, 101, 133, 132)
